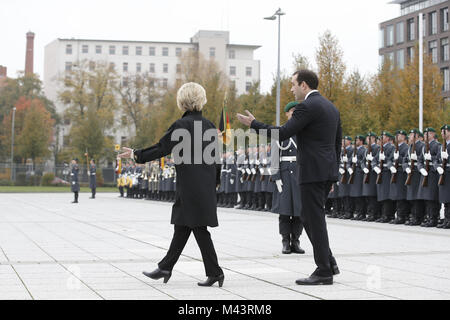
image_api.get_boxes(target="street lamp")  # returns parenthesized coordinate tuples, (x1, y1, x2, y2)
(10, 107, 16, 181)
(264, 8, 285, 126)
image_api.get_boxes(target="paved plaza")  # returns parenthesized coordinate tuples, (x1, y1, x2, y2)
(0, 193, 449, 300)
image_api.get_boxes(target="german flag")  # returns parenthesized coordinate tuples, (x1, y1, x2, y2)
(219, 105, 232, 145)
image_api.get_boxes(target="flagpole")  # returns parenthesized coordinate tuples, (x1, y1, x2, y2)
(419, 12, 423, 132)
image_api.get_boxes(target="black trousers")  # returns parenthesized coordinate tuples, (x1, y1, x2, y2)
(366, 196, 380, 218)
(119, 187, 124, 197)
(299, 181, 335, 277)
(396, 200, 410, 219)
(158, 225, 223, 277)
(424, 200, 440, 221)
(91, 188, 96, 198)
(411, 200, 425, 221)
(380, 200, 395, 219)
(353, 197, 367, 216)
(279, 215, 303, 237)
(265, 192, 272, 209)
(74, 191, 78, 202)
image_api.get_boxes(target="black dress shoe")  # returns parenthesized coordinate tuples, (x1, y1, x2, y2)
(71, 201, 78, 203)
(290, 241, 305, 254)
(143, 268, 172, 283)
(198, 274, 224, 287)
(295, 275, 333, 285)
(331, 264, 340, 275)
(282, 236, 291, 254)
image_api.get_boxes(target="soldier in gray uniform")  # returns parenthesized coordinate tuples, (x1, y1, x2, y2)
(404, 129, 426, 225)
(217, 154, 227, 207)
(338, 137, 353, 219)
(362, 132, 381, 221)
(253, 145, 265, 211)
(388, 130, 410, 224)
(224, 151, 237, 208)
(70, 158, 80, 203)
(271, 102, 305, 254)
(242, 147, 253, 209)
(437, 124, 450, 229)
(263, 144, 275, 211)
(417, 127, 442, 227)
(234, 146, 247, 209)
(248, 145, 259, 210)
(88, 159, 97, 199)
(348, 135, 367, 220)
(373, 131, 395, 223)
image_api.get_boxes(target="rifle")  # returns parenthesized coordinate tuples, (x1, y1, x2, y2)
(348, 138, 358, 184)
(364, 139, 372, 184)
(438, 127, 448, 186)
(376, 133, 384, 185)
(390, 135, 400, 184)
(405, 134, 416, 186)
(422, 132, 430, 187)
(340, 144, 348, 184)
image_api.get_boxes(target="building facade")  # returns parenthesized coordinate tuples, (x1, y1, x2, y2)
(379, 0, 450, 99)
(44, 30, 261, 147)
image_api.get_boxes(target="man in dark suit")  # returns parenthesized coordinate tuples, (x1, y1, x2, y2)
(237, 69, 341, 285)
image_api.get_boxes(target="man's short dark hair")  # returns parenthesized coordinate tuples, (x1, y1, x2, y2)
(293, 70, 319, 90)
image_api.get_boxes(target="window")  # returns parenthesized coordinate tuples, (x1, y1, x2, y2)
(82, 45, 88, 54)
(442, 7, 449, 32)
(96, 45, 102, 54)
(109, 45, 115, 55)
(162, 47, 168, 56)
(386, 25, 394, 47)
(230, 66, 236, 76)
(442, 67, 449, 91)
(209, 47, 215, 58)
(407, 18, 415, 41)
(407, 46, 415, 63)
(136, 46, 142, 55)
(176, 64, 181, 73)
(66, 44, 72, 54)
(163, 63, 168, 73)
(176, 47, 182, 57)
(122, 46, 129, 55)
(422, 14, 426, 37)
(109, 62, 115, 71)
(65, 61, 72, 71)
(136, 62, 141, 73)
(429, 11, 437, 35)
(429, 40, 438, 63)
(387, 52, 395, 69)
(246, 82, 252, 92)
(149, 63, 155, 73)
(122, 77, 128, 87)
(441, 38, 449, 62)
(149, 47, 155, 56)
(396, 49, 405, 69)
(162, 78, 168, 89)
(229, 49, 235, 59)
(379, 55, 385, 67)
(246, 67, 252, 77)
(396, 22, 404, 44)
(89, 61, 95, 71)
(123, 62, 128, 72)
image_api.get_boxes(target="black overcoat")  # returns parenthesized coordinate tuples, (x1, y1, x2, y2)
(134, 110, 220, 228)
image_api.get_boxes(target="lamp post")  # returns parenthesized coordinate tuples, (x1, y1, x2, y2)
(10, 107, 16, 181)
(264, 8, 285, 126)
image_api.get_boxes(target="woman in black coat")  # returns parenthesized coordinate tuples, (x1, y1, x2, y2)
(119, 82, 224, 287)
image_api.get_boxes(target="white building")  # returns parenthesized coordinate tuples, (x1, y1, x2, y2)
(44, 30, 261, 148)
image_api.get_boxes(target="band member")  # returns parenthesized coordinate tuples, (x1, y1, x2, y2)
(271, 101, 305, 255)
(120, 82, 224, 287)
(88, 159, 96, 199)
(71, 158, 80, 203)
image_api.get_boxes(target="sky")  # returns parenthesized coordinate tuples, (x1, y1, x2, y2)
(0, 0, 400, 94)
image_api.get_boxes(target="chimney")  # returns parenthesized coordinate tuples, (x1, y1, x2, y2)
(0, 65, 6, 78)
(25, 31, 35, 75)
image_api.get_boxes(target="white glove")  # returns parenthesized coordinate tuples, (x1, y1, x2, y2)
(410, 152, 418, 161)
(394, 151, 399, 161)
(72, 181, 75, 185)
(87, 171, 90, 176)
(437, 167, 444, 175)
(230, 179, 234, 185)
(390, 166, 397, 174)
(275, 180, 283, 193)
(442, 151, 449, 160)
(352, 156, 357, 164)
(379, 152, 386, 161)
(366, 153, 373, 162)
(256, 160, 260, 166)
(339, 168, 345, 175)
(240, 177, 244, 183)
(405, 167, 411, 174)
(246, 168, 251, 175)
(420, 168, 428, 176)
(363, 168, 369, 174)
(374, 167, 381, 175)
(251, 168, 256, 175)
(347, 168, 354, 175)
(262, 159, 267, 165)
(424, 153, 432, 161)
(259, 168, 264, 175)
(342, 155, 348, 163)
(240, 169, 246, 174)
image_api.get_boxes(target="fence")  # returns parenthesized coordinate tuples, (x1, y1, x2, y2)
(0, 162, 116, 186)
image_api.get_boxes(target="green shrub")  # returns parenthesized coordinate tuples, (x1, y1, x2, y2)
(41, 173, 55, 186)
(0, 180, 14, 186)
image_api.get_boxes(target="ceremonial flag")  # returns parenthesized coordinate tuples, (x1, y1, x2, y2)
(219, 95, 232, 145)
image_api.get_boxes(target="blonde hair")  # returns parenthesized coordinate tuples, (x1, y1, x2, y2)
(176, 82, 207, 112)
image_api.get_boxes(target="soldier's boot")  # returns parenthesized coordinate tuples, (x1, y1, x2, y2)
(281, 235, 291, 254)
(342, 211, 353, 220)
(290, 233, 305, 254)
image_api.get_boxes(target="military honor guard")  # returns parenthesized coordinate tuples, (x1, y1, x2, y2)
(70, 158, 80, 203)
(437, 124, 450, 229)
(362, 132, 381, 221)
(87, 159, 96, 199)
(348, 135, 367, 220)
(234, 146, 247, 209)
(337, 136, 354, 219)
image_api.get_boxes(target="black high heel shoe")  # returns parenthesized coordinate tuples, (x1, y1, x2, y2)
(142, 268, 172, 283)
(197, 274, 224, 287)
